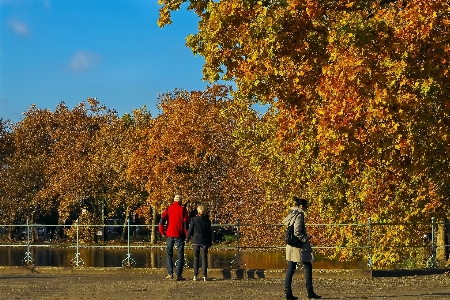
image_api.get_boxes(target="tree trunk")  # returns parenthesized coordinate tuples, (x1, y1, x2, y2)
(151, 205, 157, 244)
(97, 197, 105, 243)
(93, 202, 98, 243)
(30, 214, 36, 243)
(122, 206, 130, 241)
(436, 217, 448, 263)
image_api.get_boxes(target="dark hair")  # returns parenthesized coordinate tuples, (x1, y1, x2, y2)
(293, 196, 308, 208)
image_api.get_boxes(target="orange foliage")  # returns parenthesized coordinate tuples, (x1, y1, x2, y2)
(159, 0, 450, 265)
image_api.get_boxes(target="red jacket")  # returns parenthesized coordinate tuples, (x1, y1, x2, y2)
(159, 202, 189, 238)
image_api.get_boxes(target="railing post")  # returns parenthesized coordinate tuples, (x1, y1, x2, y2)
(76, 219, 79, 266)
(22, 219, 34, 266)
(431, 217, 436, 268)
(231, 219, 245, 269)
(122, 218, 135, 267)
(367, 218, 372, 270)
(71, 219, 84, 267)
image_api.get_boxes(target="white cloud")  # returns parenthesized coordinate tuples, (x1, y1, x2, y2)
(68, 51, 102, 73)
(8, 19, 30, 36)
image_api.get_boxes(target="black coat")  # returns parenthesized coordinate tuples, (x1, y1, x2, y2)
(186, 215, 212, 246)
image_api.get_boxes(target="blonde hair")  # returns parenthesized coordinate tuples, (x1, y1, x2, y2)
(197, 205, 206, 215)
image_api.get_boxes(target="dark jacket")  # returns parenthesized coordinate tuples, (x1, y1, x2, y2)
(186, 214, 212, 246)
(158, 202, 190, 238)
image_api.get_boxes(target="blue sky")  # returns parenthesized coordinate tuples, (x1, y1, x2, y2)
(0, 0, 210, 123)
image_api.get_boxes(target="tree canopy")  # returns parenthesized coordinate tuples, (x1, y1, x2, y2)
(0, 0, 448, 267)
(158, 0, 450, 265)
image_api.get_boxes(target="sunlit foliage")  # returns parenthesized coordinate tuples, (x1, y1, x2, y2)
(0, 100, 150, 242)
(0, 0, 448, 268)
(91, 107, 152, 232)
(0, 107, 55, 231)
(158, 0, 450, 266)
(129, 85, 240, 214)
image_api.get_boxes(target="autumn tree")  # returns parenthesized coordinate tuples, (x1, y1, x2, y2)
(0, 119, 14, 168)
(37, 99, 118, 242)
(312, 1, 450, 265)
(129, 86, 239, 218)
(91, 107, 152, 241)
(127, 85, 284, 246)
(128, 86, 231, 212)
(0, 119, 14, 193)
(0, 108, 57, 241)
(0, 100, 151, 243)
(158, 0, 450, 266)
(0, 119, 15, 228)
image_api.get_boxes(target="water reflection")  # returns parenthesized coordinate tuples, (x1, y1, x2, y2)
(0, 247, 364, 269)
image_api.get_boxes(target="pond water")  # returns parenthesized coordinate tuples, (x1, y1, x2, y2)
(0, 246, 366, 269)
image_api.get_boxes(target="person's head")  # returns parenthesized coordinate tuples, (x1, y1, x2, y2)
(293, 196, 308, 210)
(174, 194, 182, 203)
(197, 205, 206, 215)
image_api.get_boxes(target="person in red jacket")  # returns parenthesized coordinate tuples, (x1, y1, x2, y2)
(159, 194, 190, 280)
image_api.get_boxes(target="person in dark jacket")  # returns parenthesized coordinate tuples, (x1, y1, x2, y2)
(186, 205, 212, 281)
(159, 194, 190, 281)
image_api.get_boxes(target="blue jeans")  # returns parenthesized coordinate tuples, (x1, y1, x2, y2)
(166, 237, 185, 277)
(284, 261, 312, 290)
(193, 245, 209, 277)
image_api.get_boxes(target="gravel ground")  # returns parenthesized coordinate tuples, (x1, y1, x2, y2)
(1, 271, 450, 300)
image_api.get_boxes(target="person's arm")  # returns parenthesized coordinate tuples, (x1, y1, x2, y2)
(293, 213, 308, 242)
(207, 219, 213, 246)
(159, 209, 168, 237)
(186, 218, 194, 242)
(183, 208, 190, 237)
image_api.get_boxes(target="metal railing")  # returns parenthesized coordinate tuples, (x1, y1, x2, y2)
(0, 218, 448, 270)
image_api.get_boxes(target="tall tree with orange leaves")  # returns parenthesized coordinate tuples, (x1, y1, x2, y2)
(127, 85, 284, 246)
(36, 99, 119, 242)
(91, 107, 152, 241)
(128, 85, 238, 216)
(0, 108, 58, 241)
(158, 0, 450, 266)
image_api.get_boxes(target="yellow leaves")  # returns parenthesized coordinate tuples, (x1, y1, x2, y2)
(328, 35, 335, 44)
(157, 7, 172, 27)
(303, 41, 310, 50)
(131, 85, 248, 211)
(420, 78, 435, 94)
(373, 87, 388, 105)
(393, 122, 399, 131)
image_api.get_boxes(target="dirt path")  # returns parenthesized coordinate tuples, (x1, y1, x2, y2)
(1, 271, 450, 299)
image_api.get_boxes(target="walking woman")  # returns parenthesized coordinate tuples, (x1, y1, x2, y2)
(283, 197, 321, 299)
(186, 205, 212, 281)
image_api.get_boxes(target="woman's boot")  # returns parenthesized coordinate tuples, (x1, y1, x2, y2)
(306, 287, 322, 299)
(284, 288, 299, 300)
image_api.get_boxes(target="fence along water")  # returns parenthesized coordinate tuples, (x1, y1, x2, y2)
(0, 218, 448, 269)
